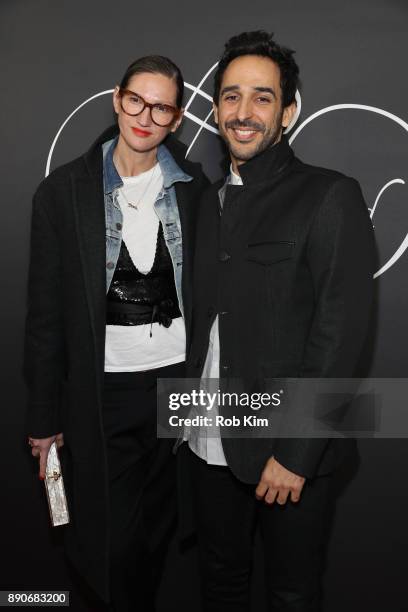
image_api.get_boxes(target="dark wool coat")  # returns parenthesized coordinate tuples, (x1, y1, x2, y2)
(24, 125, 209, 602)
(187, 136, 376, 483)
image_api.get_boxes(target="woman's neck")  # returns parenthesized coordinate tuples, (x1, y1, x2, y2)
(113, 135, 158, 177)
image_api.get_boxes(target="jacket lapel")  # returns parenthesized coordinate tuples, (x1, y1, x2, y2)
(71, 173, 106, 361)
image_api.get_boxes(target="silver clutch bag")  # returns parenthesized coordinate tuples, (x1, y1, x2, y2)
(44, 442, 70, 527)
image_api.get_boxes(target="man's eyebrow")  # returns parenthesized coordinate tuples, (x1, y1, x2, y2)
(253, 87, 277, 100)
(220, 85, 240, 96)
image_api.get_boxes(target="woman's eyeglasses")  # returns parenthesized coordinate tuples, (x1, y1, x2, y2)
(118, 88, 181, 127)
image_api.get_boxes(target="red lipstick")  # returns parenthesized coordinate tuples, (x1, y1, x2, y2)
(132, 127, 152, 137)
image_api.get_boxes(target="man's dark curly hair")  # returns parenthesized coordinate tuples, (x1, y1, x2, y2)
(213, 31, 299, 108)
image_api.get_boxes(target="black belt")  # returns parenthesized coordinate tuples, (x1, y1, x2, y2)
(106, 299, 180, 334)
(107, 302, 156, 316)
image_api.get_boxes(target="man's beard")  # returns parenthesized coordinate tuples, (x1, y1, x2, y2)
(219, 111, 284, 162)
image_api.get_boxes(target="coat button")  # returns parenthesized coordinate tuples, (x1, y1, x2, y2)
(221, 365, 229, 372)
(219, 251, 231, 262)
(106, 262, 115, 270)
(220, 311, 229, 316)
(116, 222, 122, 230)
(207, 306, 215, 317)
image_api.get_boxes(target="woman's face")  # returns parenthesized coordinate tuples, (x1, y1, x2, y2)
(113, 71, 183, 153)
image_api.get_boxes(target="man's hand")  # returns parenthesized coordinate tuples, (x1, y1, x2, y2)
(28, 433, 64, 480)
(255, 456, 305, 505)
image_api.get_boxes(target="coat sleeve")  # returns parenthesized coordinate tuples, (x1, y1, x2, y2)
(23, 183, 66, 438)
(273, 177, 376, 479)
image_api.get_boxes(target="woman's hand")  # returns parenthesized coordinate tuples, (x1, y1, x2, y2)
(28, 433, 64, 480)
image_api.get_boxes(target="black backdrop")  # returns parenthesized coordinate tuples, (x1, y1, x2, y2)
(1, 0, 408, 610)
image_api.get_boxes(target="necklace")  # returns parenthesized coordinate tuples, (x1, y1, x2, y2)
(119, 163, 159, 211)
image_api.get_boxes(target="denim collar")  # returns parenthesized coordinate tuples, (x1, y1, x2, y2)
(102, 136, 192, 194)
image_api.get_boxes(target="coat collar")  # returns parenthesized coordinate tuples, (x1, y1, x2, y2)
(234, 135, 294, 186)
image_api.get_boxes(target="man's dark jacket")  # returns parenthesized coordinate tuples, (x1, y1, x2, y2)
(23, 125, 208, 602)
(187, 136, 376, 483)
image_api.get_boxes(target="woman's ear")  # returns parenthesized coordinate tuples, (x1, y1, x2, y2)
(113, 86, 121, 115)
(170, 109, 184, 133)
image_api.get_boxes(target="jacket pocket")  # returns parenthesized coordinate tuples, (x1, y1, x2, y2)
(106, 227, 121, 240)
(246, 240, 295, 265)
(163, 221, 181, 242)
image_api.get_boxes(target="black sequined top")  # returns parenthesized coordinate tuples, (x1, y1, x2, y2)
(106, 223, 181, 327)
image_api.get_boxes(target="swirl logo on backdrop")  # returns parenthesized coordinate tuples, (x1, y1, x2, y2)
(46, 62, 408, 279)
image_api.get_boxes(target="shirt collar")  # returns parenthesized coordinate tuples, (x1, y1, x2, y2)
(102, 136, 192, 195)
(229, 164, 243, 186)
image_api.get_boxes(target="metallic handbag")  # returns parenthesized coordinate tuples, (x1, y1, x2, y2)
(44, 442, 70, 527)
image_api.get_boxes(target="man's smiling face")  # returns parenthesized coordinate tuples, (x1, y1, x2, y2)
(213, 55, 296, 169)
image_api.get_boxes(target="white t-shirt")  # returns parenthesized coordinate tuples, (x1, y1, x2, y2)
(104, 163, 186, 372)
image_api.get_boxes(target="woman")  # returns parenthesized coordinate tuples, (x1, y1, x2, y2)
(25, 55, 208, 611)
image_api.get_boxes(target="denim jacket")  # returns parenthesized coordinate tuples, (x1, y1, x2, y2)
(102, 137, 192, 318)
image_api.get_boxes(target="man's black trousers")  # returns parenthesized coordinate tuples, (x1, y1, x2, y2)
(185, 444, 334, 612)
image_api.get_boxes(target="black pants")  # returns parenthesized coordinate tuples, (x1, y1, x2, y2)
(185, 445, 333, 612)
(102, 362, 184, 612)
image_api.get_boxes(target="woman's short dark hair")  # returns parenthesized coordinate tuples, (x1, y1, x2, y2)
(213, 31, 299, 108)
(119, 55, 184, 108)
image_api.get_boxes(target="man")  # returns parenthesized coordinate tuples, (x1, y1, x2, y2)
(181, 31, 376, 611)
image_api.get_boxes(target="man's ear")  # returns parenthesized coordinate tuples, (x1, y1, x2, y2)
(170, 109, 184, 133)
(282, 100, 297, 129)
(113, 86, 121, 115)
(213, 102, 219, 125)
